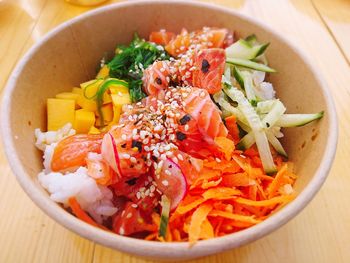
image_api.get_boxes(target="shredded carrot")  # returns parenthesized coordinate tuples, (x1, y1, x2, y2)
(199, 219, 214, 239)
(221, 172, 251, 187)
(203, 187, 241, 200)
(214, 137, 235, 160)
(201, 177, 222, 189)
(267, 164, 288, 198)
(225, 115, 240, 144)
(235, 195, 295, 207)
(68, 197, 108, 230)
(189, 203, 213, 244)
(208, 210, 261, 224)
(175, 198, 206, 215)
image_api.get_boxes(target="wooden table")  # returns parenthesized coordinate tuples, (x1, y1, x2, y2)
(1, 0, 349, 262)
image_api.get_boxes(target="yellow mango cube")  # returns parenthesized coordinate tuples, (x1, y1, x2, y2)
(88, 126, 101, 135)
(96, 65, 110, 79)
(109, 84, 129, 95)
(47, 98, 75, 131)
(55, 92, 80, 109)
(111, 93, 131, 107)
(74, 109, 95, 134)
(72, 86, 97, 111)
(97, 103, 114, 121)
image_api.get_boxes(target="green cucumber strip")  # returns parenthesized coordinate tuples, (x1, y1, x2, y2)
(245, 34, 257, 45)
(261, 100, 286, 128)
(233, 67, 245, 89)
(226, 39, 269, 60)
(237, 131, 255, 150)
(275, 112, 324, 127)
(255, 43, 270, 57)
(226, 57, 276, 73)
(158, 195, 170, 239)
(256, 100, 276, 114)
(266, 131, 288, 158)
(213, 91, 249, 126)
(242, 71, 256, 102)
(223, 83, 276, 173)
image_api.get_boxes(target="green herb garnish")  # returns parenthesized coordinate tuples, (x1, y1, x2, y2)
(108, 33, 170, 102)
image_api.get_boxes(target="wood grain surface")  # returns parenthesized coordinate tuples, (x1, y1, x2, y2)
(1, 0, 349, 262)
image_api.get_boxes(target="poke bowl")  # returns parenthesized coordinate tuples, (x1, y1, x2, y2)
(0, 0, 337, 260)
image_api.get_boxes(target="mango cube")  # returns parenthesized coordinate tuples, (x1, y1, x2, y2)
(47, 98, 75, 131)
(74, 109, 95, 134)
(80, 79, 112, 104)
(96, 65, 110, 79)
(111, 93, 131, 107)
(95, 103, 114, 126)
(88, 126, 101, 135)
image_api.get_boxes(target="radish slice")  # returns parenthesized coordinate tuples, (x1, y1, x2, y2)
(101, 133, 122, 178)
(155, 158, 188, 210)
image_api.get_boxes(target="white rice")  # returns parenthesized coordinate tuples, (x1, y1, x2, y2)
(35, 123, 75, 151)
(38, 167, 117, 223)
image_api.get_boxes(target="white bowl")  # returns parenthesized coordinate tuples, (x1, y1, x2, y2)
(1, 0, 338, 260)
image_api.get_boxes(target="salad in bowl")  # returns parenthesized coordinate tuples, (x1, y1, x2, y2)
(34, 27, 323, 244)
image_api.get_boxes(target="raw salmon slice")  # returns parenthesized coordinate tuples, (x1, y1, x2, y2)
(192, 48, 226, 94)
(51, 134, 103, 172)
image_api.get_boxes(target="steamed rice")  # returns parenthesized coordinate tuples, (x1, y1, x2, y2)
(38, 167, 117, 223)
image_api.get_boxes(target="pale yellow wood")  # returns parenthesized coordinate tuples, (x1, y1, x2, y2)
(312, 0, 350, 62)
(1, 0, 350, 262)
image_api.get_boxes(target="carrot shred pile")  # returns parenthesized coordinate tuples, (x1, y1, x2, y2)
(144, 140, 297, 243)
(68, 197, 108, 231)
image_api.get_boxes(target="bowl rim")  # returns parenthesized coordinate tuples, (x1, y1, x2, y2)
(0, 0, 338, 259)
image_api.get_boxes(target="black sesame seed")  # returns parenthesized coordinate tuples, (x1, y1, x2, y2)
(151, 155, 158, 162)
(132, 140, 142, 152)
(155, 77, 162, 85)
(121, 143, 127, 148)
(126, 178, 137, 186)
(179, 114, 191, 125)
(201, 59, 210, 73)
(266, 122, 270, 128)
(176, 131, 187, 141)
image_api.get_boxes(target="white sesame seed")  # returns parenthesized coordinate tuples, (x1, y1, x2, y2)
(130, 157, 137, 163)
(132, 128, 138, 136)
(177, 154, 184, 161)
(150, 185, 156, 192)
(118, 91, 123, 97)
(162, 180, 169, 186)
(166, 151, 173, 157)
(131, 204, 138, 208)
(119, 227, 125, 235)
(150, 192, 155, 197)
(143, 138, 149, 144)
(184, 124, 189, 131)
(123, 153, 130, 159)
(145, 189, 150, 196)
(126, 213, 132, 219)
(165, 170, 171, 176)
(121, 134, 127, 140)
(215, 158, 222, 163)
(158, 160, 164, 170)
(136, 192, 141, 199)
(173, 157, 178, 164)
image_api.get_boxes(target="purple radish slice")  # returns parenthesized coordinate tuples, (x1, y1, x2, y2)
(101, 133, 123, 177)
(154, 158, 188, 211)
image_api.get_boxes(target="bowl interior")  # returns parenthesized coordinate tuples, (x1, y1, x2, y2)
(1, 1, 334, 260)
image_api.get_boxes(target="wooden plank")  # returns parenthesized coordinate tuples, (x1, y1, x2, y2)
(312, 0, 350, 63)
(1, 0, 350, 262)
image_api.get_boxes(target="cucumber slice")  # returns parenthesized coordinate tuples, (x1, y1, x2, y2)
(266, 131, 288, 158)
(225, 39, 269, 60)
(242, 71, 257, 102)
(226, 58, 276, 73)
(261, 100, 286, 128)
(275, 112, 324, 127)
(245, 34, 257, 45)
(223, 83, 277, 174)
(213, 91, 249, 126)
(256, 100, 276, 114)
(158, 195, 170, 239)
(237, 131, 255, 150)
(232, 66, 245, 89)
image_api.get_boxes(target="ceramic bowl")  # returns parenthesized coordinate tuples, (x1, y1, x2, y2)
(1, 0, 338, 260)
